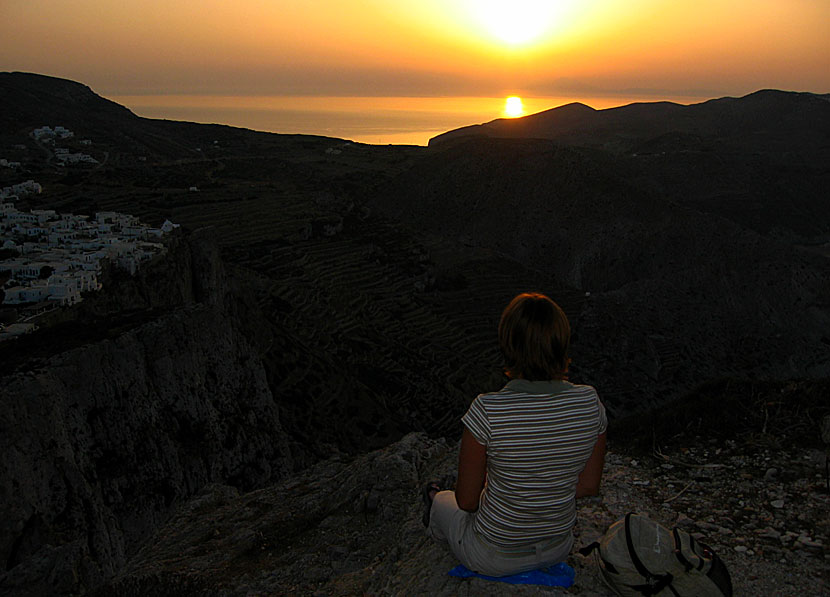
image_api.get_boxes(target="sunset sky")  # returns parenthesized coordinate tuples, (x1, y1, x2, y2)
(1, 0, 828, 99)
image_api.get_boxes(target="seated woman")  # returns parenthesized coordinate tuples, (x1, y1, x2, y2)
(425, 292, 607, 577)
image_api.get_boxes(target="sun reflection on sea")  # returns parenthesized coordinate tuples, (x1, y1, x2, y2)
(111, 94, 707, 146)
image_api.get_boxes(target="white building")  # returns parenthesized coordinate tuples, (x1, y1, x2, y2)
(57, 153, 98, 165)
(2, 180, 42, 197)
(31, 126, 74, 140)
(45, 275, 83, 305)
(31, 126, 55, 140)
(3, 282, 49, 304)
(95, 211, 119, 224)
(0, 323, 37, 340)
(8, 212, 37, 224)
(48, 231, 78, 246)
(161, 219, 180, 233)
(0, 259, 62, 280)
(122, 225, 145, 238)
(30, 209, 56, 224)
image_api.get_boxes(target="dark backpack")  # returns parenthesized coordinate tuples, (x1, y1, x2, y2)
(580, 512, 733, 597)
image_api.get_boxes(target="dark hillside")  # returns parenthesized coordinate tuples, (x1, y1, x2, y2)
(431, 90, 830, 159)
(370, 137, 830, 414)
(430, 91, 830, 240)
(0, 72, 137, 131)
(0, 71, 348, 168)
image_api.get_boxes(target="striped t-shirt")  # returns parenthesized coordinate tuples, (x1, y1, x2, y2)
(462, 379, 607, 549)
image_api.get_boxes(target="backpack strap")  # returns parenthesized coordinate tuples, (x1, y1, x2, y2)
(672, 527, 695, 572)
(624, 513, 679, 596)
(687, 532, 706, 570)
(624, 513, 655, 579)
(579, 541, 623, 574)
(578, 541, 600, 556)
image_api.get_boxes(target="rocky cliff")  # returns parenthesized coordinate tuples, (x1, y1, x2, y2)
(0, 232, 293, 596)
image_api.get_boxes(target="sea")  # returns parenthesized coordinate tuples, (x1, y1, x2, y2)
(110, 94, 709, 146)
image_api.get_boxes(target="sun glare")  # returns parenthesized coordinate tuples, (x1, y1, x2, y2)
(504, 96, 524, 118)
(468, 0, 573, 46)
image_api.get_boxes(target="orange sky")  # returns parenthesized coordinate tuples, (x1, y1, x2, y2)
(1, 0, 828, 99)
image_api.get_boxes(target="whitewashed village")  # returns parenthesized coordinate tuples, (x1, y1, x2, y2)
(0, 127, 180, 341)
(30, 125, 99, 165)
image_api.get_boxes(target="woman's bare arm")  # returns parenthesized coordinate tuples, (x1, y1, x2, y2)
(456, 427, 487, 512)
(576, 432, 606, 498)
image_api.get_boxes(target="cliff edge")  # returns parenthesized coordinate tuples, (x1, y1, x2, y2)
(0, 232, 293, 595)
(98, 427, 828, 596)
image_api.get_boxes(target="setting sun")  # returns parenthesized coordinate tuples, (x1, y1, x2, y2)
(504, 96, 524, 118)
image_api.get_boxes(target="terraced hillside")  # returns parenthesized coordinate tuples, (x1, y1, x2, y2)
(1, 74, 584, 455)
(369, 136, 830, 417)
(170, 179, 593, 454)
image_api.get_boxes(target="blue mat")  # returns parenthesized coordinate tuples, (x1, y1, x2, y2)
(448, 561, 575, 587)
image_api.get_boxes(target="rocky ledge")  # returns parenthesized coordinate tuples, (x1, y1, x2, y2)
(98, 428, 828, 596)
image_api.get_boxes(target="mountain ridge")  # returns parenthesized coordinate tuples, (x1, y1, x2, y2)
(0, 71, 139, 131)
(429, 89, 830, 158)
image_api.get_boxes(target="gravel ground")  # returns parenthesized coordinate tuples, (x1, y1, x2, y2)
(571, 442, 829, 596)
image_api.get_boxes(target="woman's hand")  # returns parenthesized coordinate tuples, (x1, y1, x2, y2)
(456, 427, 487, 512)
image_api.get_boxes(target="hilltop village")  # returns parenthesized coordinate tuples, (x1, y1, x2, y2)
(0, 126, 179, 340)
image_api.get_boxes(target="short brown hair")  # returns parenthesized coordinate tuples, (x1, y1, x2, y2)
(498, 292, 570, 381)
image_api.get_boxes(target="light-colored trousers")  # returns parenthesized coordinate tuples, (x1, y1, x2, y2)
(427, 490, 573, 577)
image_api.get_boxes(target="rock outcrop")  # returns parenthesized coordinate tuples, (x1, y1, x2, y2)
(98, 427, 829, 596)
(0, 233, 292, 596)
